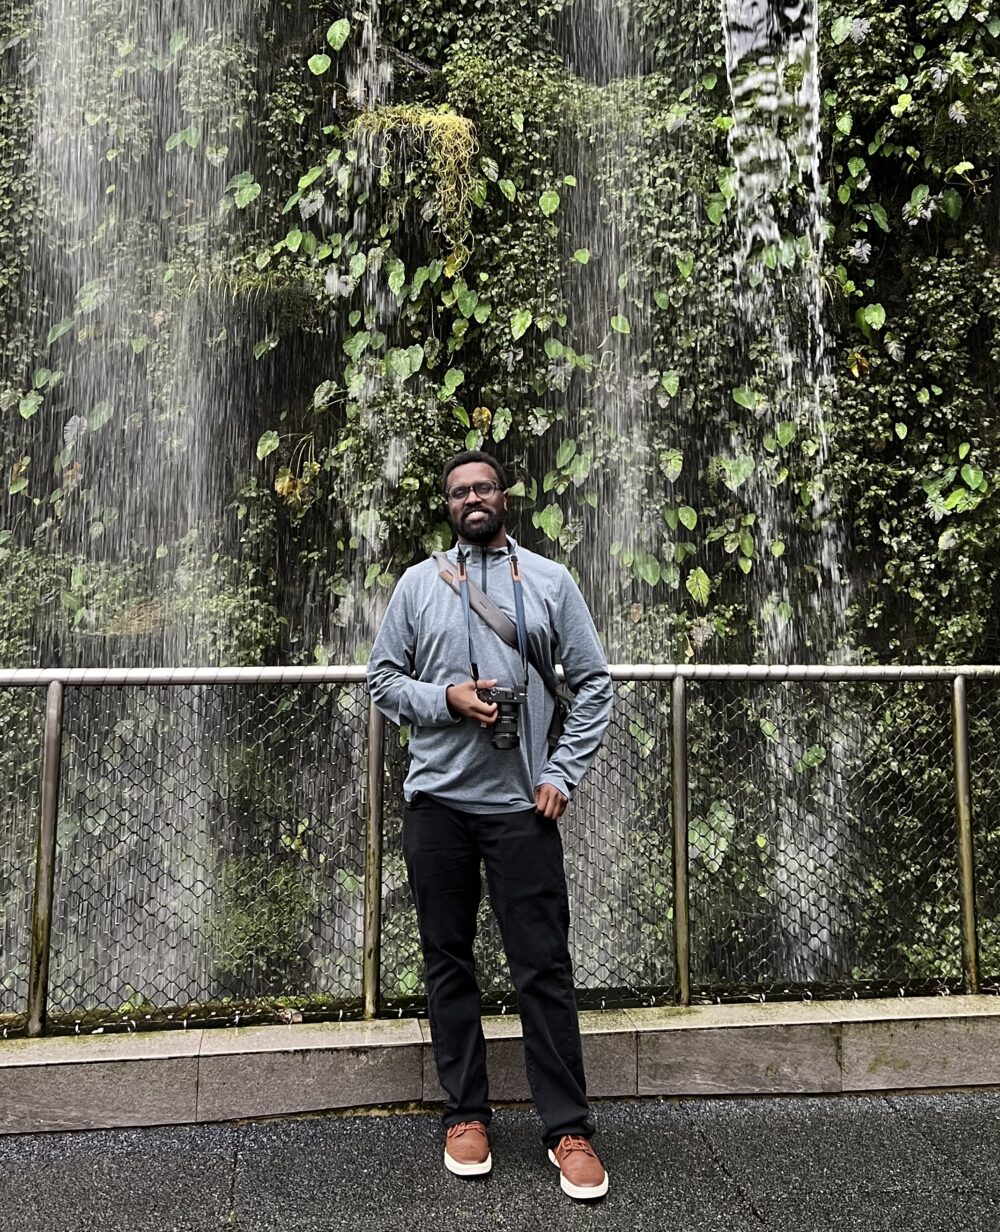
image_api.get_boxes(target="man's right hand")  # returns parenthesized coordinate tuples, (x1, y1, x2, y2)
(446, 678, 499, 725)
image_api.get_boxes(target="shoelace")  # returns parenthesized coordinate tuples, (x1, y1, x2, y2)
(449, 1122, 484, 1138)
(558, 1136, 595, 1156)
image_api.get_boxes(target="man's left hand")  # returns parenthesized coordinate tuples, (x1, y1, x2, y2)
(534, 783, 568, 820)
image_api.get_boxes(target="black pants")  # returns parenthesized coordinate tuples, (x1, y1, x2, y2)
(402, 793, 594, 1148)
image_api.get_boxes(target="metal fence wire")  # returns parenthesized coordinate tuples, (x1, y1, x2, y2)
(0, 665, 994, 1036)
(686, 680, 958, 998)
(969, 678, 1000, 993)
(46, 681, 369, 1028)
(379, 682, 675, 1013)
(0, 687, 46, 1035)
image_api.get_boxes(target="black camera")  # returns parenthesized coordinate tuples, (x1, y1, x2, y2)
(477, 684, 527, 750)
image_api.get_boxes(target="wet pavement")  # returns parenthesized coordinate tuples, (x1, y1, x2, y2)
(3, 1091, 1000, 1232)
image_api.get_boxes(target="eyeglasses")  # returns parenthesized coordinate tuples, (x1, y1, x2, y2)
(445, 481, 502, 502)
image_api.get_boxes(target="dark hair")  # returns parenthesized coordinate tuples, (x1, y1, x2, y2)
(441, 450, 508, 496)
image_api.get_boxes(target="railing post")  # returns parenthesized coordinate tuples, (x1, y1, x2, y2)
(671, 675, 691, 1007)
(27, 681, 64, 1037)
(951, 674, 980, 994)
(362, 699, 385, 1020)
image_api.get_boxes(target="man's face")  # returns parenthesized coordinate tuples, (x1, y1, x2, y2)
(444, 462, 509, 546)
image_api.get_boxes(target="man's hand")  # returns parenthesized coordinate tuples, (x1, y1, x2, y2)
(446, 678, 499, 725)
(534, 782, 568, 820)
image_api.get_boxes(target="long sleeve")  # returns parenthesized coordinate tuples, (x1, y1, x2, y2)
(535, 571, 613, 798)
(367, 573, 462, 729)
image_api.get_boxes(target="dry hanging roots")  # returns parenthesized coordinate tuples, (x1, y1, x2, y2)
(351, 105, 478, 270)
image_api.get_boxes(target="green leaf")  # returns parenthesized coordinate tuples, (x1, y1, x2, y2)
(234, 181, 261, 209)
(539, 190, 560, 216)
(777, 421, 796, 447)
(572, 248, 590, 264)
(634, 552, 661, 587)
(256, 431, 280, 460)
(610, 315, 630, 335)
(678, 506, 697, 531)
(536, 503, 564, 541)
(722, 455, 755, 492)
(732, 385, 763, 410)
(343, 331, 370, 361)
(456, 287, 479, 318)
(961, 464, 984, 489)
(512, 110, 524, 132)
(659, 448, 683, 483)
(556, 438, 577, 468)
(946, 0, 969, 18)
(285, 227, 303, 253)
(492, 407, 512, 442)
(308, 53, 331, 75)
(47, 319, 74, 347)
(870, 204, 890, 232)
(836, 112, 853, 135)
(942, 188, 963, 221)
(510, 309, 532, 340)
(863, 303, 886, 330)
(737, 556, 752, 575)
(662, 370, 680, 396)
(831, 15, 852, 43)
(451, 405, 470, 427)
(686, 566, 711, 606)
(18, 391, 42, 419)
(443, 368, 465, 394)
(326, 18, 351, 49)
(770, 540, 785, 558)
(895, 423, 907, 440)
(387, 258, 405, 297)
(706, 199, 726, 225)
(654, 290, 670, 310)
(498, 179, 516, 202)
(675, 253, 694, 279)
(88, 401, 113, 430)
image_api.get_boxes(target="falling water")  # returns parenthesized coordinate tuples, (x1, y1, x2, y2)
(2, 0, 861, 1011)
(8, 0, 362, 1014)
(721, 0, 851, 981)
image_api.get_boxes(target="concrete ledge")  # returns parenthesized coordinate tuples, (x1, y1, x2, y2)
(2, 996, 1000, 1134)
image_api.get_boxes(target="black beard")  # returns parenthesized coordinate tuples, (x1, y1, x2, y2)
(451, 506, 506, 545)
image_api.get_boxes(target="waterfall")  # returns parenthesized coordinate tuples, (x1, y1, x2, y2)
(721, 0, 852, 982)
(1, 0, 862, 1015)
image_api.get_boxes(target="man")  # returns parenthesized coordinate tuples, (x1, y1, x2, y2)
(367, 449, 613, 1200)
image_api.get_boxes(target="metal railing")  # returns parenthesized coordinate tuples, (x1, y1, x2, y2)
(1, 663, 998, 1036)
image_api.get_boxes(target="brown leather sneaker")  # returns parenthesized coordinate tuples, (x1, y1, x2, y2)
(444, 1121, 492, 1176)
(548, 1135, 608, 1199)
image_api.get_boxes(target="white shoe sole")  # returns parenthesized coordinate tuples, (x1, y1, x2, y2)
(548, 1149, 609, 1199)
(444, 1149, 492, 1177)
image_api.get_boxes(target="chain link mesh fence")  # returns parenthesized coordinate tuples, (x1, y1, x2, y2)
(0, 687, 45, 1036)
(44, 682, 369, 1028)
(686, 680, 960, 999)
(1, 670, 996, 1034)
(379, 682, 675, 1013)
(969, 678, 1000, 993)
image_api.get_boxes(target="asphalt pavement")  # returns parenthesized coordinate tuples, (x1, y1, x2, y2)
(3, 1091, 1000, 1232)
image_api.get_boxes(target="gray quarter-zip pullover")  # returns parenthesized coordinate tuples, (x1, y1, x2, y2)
(367, 536, 613, 813)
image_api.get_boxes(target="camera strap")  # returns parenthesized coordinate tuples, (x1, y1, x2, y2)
(448, 546, 529, 687)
